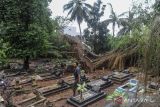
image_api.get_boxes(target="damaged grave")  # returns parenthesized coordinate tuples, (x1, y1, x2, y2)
(11, 77, 40, 95)
(17, 96, 46, 107)
(3, 63, 28, 77)
(11, 76, 40, 87)
(16, 90, 48, 107)
(37, 67, 65, 81)
(38, 73, 58, 81)
(6, 71, 27, 78)
(14, 78, 32, 85)
(36, 80, 70, 96)
(67, 90, 106, 107)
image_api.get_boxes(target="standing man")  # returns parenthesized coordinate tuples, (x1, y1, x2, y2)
(73, 62, 81, 96)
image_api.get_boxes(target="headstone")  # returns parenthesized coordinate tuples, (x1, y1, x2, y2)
(0, 95, 5, 107)
(149, 82, 158, 89)
(68, 90, 106, 107)
(33, 89, 42, 99)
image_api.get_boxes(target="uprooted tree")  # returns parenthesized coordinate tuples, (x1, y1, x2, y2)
(63, 27, 148, 72)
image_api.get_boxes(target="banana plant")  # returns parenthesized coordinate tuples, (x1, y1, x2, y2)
(77, 82, 87, 101)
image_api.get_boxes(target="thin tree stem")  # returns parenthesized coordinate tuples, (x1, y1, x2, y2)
(78, 22, 83, 41)
(112, 24, 115, 37)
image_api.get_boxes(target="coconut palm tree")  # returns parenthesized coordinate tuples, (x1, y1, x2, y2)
(107, 3, 122, 37)
(118, 11, 136, 36)
(118, 8, 150, 36)
(63, 0, 92, 40)
(107, 3, 120, 36)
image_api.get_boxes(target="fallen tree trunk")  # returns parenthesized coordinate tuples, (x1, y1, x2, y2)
(63, 34, 140, 71)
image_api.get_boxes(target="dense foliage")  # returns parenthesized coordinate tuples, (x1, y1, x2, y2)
(0, 0, 159, 73)
(47, 32, 71, 58)
(0, 39, 8, 66)
(108, 28, 149, 51)
(143, 0, 160, 76)
(153, 0, 160, 15)
(84, 0, 110, 54)
(0, 0, 53, 69)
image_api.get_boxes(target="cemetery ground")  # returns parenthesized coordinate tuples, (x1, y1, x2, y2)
(0, 59, 160, 107)
(12, 69, 118, 107)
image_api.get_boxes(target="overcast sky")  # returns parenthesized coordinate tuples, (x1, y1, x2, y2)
(49, 0, 153, 33)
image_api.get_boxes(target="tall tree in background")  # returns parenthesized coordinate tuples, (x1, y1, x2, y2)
(118, 11, 135, 36)
(87, 0, 106, 33)
(84, 0, 109, 53)
(63, 0, 92, 40)
(107, 3, 122, 37)
(154, 0, 160, 15)
(118, 1, 153, 36)
(0, 0, 53, 70)
(131, 2, 153, 26)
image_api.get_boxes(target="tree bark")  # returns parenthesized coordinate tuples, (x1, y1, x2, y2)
(112, 23, 115, 37)
(78, 22, 83, 41)
(23, 56, 29, 70)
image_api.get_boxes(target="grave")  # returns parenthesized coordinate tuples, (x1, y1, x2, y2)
(37, 82, 70, 96)
(38, 73, 59, 81)
(116, 79, 138, 93)
(6, 72, 27, 77)
(148, 82, 159, 90)
(147, 82, 159, 93)
(13, 81, 29, 95)
(17, 96, 46, 107)
(110, 72, 130, 84)
(67, 90, 106, 107)
(4, 68, 28, 78)
(11, 77, 32, 86)
(87, 79, 113, 91)
(122, 69, 135, 77)
(19, 78, 32, 85)
(13, 78, 38, 95)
